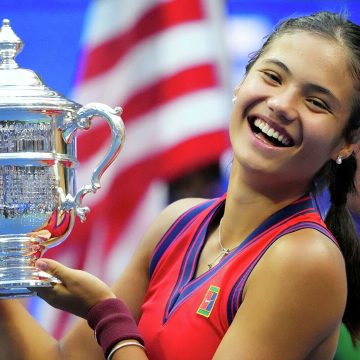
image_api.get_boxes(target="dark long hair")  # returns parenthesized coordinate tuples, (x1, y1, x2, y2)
(246, 11, 360, 344)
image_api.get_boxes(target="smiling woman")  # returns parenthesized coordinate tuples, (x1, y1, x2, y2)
(230, 30, 355, 186)
(0, 10, 360, 360)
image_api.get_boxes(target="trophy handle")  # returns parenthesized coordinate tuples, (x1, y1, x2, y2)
(60, 102, 125, 222)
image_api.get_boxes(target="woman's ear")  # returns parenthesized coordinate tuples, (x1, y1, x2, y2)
(332, 142, 358, 163)
(332, 127, 360, 162)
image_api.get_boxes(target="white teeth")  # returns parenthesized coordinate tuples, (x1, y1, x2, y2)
(252, 118, 291, 146)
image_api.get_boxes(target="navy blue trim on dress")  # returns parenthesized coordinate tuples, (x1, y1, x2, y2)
(148, 198, 218, 278)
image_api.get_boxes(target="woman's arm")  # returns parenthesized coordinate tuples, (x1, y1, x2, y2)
(0, 299, 63, 360)
(34, 259, 149, 360)
(0, 244, 150, 360)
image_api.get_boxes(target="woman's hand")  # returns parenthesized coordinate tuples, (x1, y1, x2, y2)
(34, 258, 116, 318)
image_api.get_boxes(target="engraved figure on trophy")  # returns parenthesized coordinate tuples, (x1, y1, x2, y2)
(0, 19, 125, 297)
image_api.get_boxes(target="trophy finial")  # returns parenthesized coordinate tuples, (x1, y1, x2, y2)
(0, 18, 23, 69)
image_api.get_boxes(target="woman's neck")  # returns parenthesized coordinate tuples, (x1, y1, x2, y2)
(221, 163, 309, 249)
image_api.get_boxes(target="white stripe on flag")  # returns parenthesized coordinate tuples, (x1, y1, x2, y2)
(76, 89, 229, 196)
(82, 0, 156, 47)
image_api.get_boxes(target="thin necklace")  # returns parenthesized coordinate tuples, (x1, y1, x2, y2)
(207, 218, 233, 269)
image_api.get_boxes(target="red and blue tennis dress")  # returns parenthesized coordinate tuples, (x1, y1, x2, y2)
(137, 193, 336, 360)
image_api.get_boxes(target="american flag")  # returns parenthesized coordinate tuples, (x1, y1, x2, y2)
(29, 0, 230, 338)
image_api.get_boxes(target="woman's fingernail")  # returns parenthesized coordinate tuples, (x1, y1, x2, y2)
(36, 260, 48, 271)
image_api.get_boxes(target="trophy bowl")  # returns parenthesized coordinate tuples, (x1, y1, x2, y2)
(0, 19, 125, 297)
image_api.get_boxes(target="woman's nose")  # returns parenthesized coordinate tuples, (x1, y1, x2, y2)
(266, 89, 299, 122)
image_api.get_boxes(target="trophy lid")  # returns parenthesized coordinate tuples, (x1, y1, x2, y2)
(0, 19, 80, 110)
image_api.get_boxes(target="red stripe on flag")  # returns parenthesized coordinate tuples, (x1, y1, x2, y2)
(77, 63, 219, 160)
(121, 64, 219, 121)
(80, 0, 204, 80)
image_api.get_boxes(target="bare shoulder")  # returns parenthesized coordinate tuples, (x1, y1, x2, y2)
(265, 228, 346, 288)
(247, 228, 347, 308)
(272, 227, 344, 266)
(120, 197, 208, 262)
(139, 197, 209, 254)
(155, 197, 209, 229)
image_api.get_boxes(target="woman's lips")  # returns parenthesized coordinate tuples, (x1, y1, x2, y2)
(248, 116, 294, 147)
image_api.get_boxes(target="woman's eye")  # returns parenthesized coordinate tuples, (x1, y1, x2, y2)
(307, 98, 330, 111)
(262, 71, 281, 84)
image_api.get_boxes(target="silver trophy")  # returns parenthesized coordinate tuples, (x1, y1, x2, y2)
(0, 19, 125, 297)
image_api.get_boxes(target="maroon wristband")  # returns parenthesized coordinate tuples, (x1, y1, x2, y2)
(87, 298, 144, 357)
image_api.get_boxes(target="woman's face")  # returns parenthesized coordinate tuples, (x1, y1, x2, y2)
(230, 31, 357, 188)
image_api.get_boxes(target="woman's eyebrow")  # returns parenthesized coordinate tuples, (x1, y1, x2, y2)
(303, 83, 340, 109)
(263, 58, 291, 73)
(263, 58, 341, 109)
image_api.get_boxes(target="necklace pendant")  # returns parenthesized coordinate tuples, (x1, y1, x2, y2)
(218, 249, 229, 263)
(207, 218, 233, 271)
(221, 248, 231, 256)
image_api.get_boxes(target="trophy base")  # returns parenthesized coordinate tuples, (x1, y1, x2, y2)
(0, 234, 62, 298)
(0, 269, 61, 298)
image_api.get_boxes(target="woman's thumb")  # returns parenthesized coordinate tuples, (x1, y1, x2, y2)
(35, 258, 68, 283)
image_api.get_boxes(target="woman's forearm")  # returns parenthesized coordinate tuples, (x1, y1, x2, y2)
(0, 299, 62, 360)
